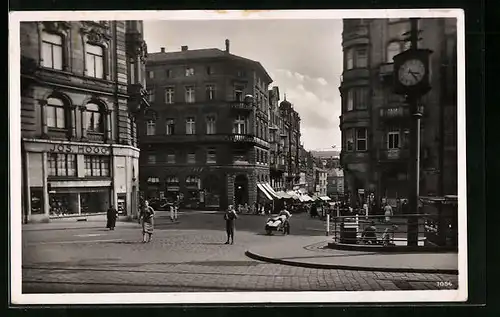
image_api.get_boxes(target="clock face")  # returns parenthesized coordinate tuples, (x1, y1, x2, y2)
(397, 59, 426, 86)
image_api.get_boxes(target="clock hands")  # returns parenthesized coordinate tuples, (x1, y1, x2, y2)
(407, 69, 420, 81)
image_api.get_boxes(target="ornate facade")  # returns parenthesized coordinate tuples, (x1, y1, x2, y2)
(20, 20, 149, 222)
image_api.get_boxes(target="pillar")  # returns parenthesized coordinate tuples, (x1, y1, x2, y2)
(79, 105, 87, 139)
(105, 109, 112, 143)
(41, 152, 49, 219)
(39, 100, 48, 138)
(71, 107, 77, 139)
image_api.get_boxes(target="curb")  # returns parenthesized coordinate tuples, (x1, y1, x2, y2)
(245, 250, 459, 275)
(327, 242, 458, 253)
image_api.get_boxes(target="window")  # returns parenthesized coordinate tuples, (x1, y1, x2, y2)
(48, 153, 77, 176)
(166, 151, 175, 163)
(166, 176, 179, 184)
(185, 86, 195, 103)
(86, 103, 104, 133)
(206, 66, 213, 75)
(355, 48, 368, 68)
(147, 89, 155, 102)
(233, 115, 246, 134)
(233, 150, 247, 162)
(356, 128, 368, 151)
(355, 87, 369, 110)
(146, 119, 156, 135)
(186, 175, 200, 187)
(186, 117, 196, 135)
(237, 70, 246, 77)
(46, 97, 66, 129)
(147, 177, 160, 183)
(206, 116, 216, 134)
(234, 85, 244, 101)
(347, 90, 354, 111)
(41, 31, 63, 70)
(387, 42, 401, 63)
(165, 69, 172, 78)
(187, 151, 196, 164)
(85, 43, 104, 78)
(129, 58, 136, 83)
(185, 67, 195, 77)
(256, 149, 260, 163)
(164, 87, 174, 104)
(147, 154, 156, 164)
(83, 155, 109, 177)
(345, 129, 354, 151)
(207, 148, 216, 163)
(165, 119, 175, 135)
(346, 48, 354, 70)
(206, 85, 216, 100)
(387, 128, 400, 149)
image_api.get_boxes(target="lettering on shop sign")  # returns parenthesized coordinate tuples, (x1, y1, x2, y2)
(48, 143, 110, 155)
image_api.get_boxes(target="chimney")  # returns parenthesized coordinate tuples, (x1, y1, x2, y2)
(181, 45, 188, 51)
(225, 39, 230, 53)
(160, 47, 165, 53)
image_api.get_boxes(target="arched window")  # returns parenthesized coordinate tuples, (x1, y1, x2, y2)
(46, 97, 66, 129)
(86, 102, 104, 133)
(387, 42, 401, 63)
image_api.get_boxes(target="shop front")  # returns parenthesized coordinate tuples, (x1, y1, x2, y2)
(48, 186, 111, 217)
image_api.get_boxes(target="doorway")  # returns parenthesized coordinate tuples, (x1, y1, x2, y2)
(234, 174, 248, 206)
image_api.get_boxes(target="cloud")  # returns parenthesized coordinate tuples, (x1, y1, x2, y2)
(316, 77, 328, 86)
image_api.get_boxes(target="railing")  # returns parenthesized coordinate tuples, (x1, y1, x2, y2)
(229, 134, 257, 143)
(378, 148, 410, 161)
(324, 212, 458, 249)
(230, 101, 254, 111)
(379, 106, 410, 119)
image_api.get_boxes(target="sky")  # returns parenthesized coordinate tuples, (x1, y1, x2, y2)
(143, 19, 343, 151)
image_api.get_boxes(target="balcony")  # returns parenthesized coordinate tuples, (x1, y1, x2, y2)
(378, 148, 410, 162)
(228, 134, 257, 144)
(342, 26, 369, 47)
(379, 106, 410, 122)
(230, 101, 254, 112)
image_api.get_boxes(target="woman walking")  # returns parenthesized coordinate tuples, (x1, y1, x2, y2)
(106, 205, 118, 230)
(140, 200, 155, 243)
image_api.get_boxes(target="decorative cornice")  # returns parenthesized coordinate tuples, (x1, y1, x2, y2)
(80, 26, 111, 45)
(41, 21, 71, 34)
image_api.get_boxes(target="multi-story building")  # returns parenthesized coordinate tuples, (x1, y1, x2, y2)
(314, 167, 328, 197)
(20, 20, 149, 222)
(268, 86, 286, 191)
(339, 18, 457, 207)
(326, 168, 345, 200)
(279, 98, 302, 190)
(138, 40, 273, 210)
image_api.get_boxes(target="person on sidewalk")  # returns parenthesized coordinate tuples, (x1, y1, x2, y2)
(170, 201, 178, 222)
(140, 200, 155, 243)
(224, 205, 238, 244)
(106, 205, 118, 231)
(384, 203, 393, 223)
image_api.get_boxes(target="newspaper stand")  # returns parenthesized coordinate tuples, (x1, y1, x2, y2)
(421, 195, 458, 248)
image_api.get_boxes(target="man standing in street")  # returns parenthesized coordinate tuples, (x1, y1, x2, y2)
(106, 205, 118, 231)
(224, 205, 238, 244)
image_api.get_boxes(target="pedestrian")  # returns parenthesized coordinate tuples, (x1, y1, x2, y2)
(361, 221, 378, 244)
(106, 205, 118, 230)
(140, 200, 155, 243)
(224, 205, 238, 244)
(169, 201, 178, 222)
(384, 202, 393, 223)
(382, 224, 398, 246)
(278, 206, 292, 235)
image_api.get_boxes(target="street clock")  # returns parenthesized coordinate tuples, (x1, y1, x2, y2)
(393, 48, 432, 96)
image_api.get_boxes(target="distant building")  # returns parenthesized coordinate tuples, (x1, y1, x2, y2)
(20, 20, 149, 222)
(314, 167, 328, 197)
(327, 168, 345, 200)
(139, 40, 273, 210)
(339, 18, 457, 206)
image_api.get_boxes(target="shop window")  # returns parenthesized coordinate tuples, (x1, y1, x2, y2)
(206, 116, 216, 134)
(207, 148, 216, 163)
(30, 188, 44, 214)
(86, 102, 105, 133)
(84, 155, 110, 177)
(41, 31, 63, 70)
(46, 97, 66, 129)
(49, 193, 78, 216)
(85, 43, 104, 78)
(48, 153, 77, 177)
(80, 191, 110, 215)
(166, 118, 175, 135)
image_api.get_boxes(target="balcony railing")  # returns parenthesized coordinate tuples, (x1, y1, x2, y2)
(379, 106, 410, 120)
(378, 148, 410, 161)
(230, 101, 254, 111)
(228, 134, 257, 143)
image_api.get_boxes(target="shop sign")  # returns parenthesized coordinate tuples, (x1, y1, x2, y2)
(49, 143, 110, 155)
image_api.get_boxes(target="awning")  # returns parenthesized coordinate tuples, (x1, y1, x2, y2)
(286, 191, 300, 200)
(320, 196, 332, 201)
(261, 183, 280, 199)
(276, 191, 292, 199)
(257, 183, 273, 200)
(300, 194, 313, 202)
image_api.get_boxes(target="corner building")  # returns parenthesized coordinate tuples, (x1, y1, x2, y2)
(20, 21, 149, 222)
(139, 41, 273, 210)
(339, 18, 457, 206)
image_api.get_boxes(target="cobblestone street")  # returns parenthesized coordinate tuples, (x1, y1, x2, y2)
(22, 213, 458, 293)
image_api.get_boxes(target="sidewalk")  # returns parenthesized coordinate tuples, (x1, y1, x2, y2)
(245, 236, 458, 274)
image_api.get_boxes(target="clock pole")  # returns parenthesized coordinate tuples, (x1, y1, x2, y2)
(407, 18, 422, 246)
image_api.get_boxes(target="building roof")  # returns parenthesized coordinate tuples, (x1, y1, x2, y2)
(147, 48, 273, 83)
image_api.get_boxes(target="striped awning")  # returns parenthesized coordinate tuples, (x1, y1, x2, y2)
(257, 183, 273, 200)
(261, 183, 280, 199)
